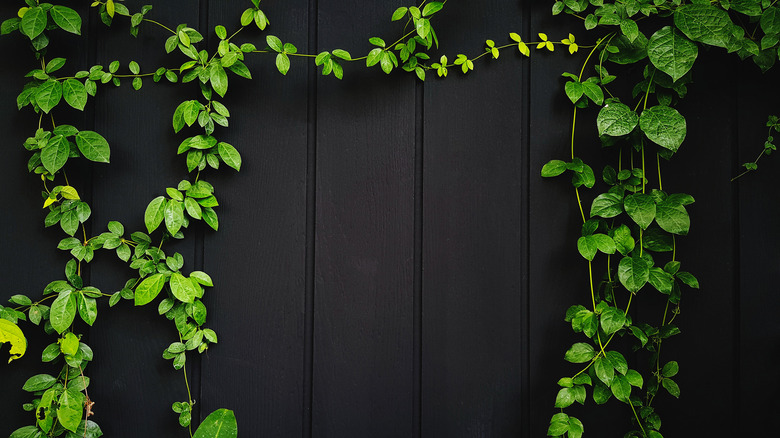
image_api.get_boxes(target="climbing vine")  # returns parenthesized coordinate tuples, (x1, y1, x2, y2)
(1, 0, 773, 437)
(542, 1, 777, 437)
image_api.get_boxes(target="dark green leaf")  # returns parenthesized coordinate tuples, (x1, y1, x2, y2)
(62, 79, 87, 111)
(600, 307, 626, 335)
(618, 254, 649, 293)
(611, 374, 631, 402)
(590, 192, 623, 218)
(41, 135, 69, 174)
(662, 378, 680, 397)
(674, 4, 735, 49)
(647, 26, 698, 82)
(662, 361, 679, 377)
(210, 64, 228, 97)
(624, 193, 656, 229)
(218, 142, 241, 171)
(597, 102, 639, 136)
(21, 6, 47, 40)
(655, 199, 690, 235)
(640, 105, 687, 152)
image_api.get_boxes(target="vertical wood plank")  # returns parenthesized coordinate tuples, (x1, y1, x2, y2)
(200, 1, 309, 436)
(421, 1, 526, 436)
(87, 1, 201, 436)
(735, 62, 780, 434)
(313, 1, 416, 436)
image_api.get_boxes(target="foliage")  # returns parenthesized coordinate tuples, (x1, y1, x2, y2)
(1, 0, 768, 436)
(542, 0, 776, 436)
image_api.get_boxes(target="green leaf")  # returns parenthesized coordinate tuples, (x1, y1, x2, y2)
(62, 79, 87, 111)
(164, 199, 185, 235)
(600, 307, 626, 335)
(761, 7, 780, 35)
(577, 236, 597, 261)
(218, 142, 242, 171)
(594, 357, 614, 386)
(276, 52, 290, 75)
(662, 361, 679, 377)
(676, 271, 699, 288)
(620, 19, 639, 43)
(21, 6, 46, 40)
(50, 291, 77, 334)
(606, 350, 628, 375)
(135, 274, 166, 306)
(624, 193, 656, 229)
(75, 131, 110, 163)
(22, 374, 56, 392)
(655, 199, 690, 235)
(647, 267, 673, 294)
(422, 2, 444, 16)
(193, 409, 238, 438)
(625, 369, 643, 388)
(541, 160, 567, 177)
(210, 64, 228, 97)
(611, 374, 632, 402)
(608, 33, 649, 64)
(41, 135, 69, 174)
(547, 413, 570, 436)
(565, 81, 584, 104)
(590, 192, 623, 218)
(564, 342, 596, 363)
(612, 225, 635, 256)
(170, 273, 197, 304)
(203, 207, 219, 230)
(78, 294, 97, 326)
(647, 26, 698, 82)
(50, 6, 82, 35)
(597, 102, 638, 136)
(36, 80, 62, 114)
(618, 254, 649, 293)
(592, 234, 616, 255)
(554, 387, 576, 408)
(592, 380, 612, 404)
(662, 378, 680, 397)
(674, 4, 735, 49)
(57, 390, 82, 432)
(190, 271, 214, 287)
(568, 416, 584, 438)
(640, 106, 687, 152)
(9, 426, 41, 438)
(144, 196, 167, 233)
(0, 319, 27, 362)
(266, 35, 283, 52)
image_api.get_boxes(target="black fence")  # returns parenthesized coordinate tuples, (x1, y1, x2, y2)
(1, 1, 778, 437)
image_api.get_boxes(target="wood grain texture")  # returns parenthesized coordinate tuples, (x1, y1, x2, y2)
(735, 61, 780, 435)
(200, 1, 309, 437)
(312, 1, 416, 436)
(421, 1, 526, 436)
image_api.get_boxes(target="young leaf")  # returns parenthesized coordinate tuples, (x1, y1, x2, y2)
(0, 319, 27, 362)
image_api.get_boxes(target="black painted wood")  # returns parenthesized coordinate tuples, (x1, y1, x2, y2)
(421, 1, 526, 436)
(199, 1, 309, 437)
(312, 1, 416, 436)
(2, 1, 780, 437)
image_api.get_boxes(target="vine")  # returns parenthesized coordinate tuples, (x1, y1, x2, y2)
(542, 0, 777, 437)
(2, 0, 770, 437)
(0, 1, 580, 436)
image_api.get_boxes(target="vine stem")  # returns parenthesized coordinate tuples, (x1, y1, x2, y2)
(629, 399, 647, 436)
(179, 333, 194, 438)
(142, 18, 176, 34)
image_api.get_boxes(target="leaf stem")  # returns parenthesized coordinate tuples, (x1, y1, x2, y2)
(142, 18, 175, 34)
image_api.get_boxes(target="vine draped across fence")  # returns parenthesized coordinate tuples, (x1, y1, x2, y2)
(0, 0, 776, 437)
